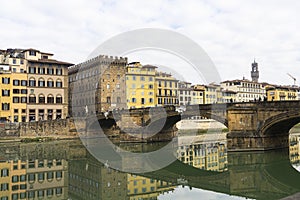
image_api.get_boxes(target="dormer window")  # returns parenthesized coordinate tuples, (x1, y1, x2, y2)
(29, 50, 36, 56)
(42, 55, 48, 59)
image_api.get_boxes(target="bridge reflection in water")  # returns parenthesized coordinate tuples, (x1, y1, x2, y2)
(0, 134, 300, 200)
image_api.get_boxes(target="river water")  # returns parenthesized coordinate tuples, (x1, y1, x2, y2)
(0, 132, 299, 200)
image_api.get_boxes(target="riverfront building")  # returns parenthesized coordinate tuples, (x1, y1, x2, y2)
(0, 49, 72, 122)
(155, 71, 179, 106)
(178, 81, 193, 106)
(68, 55, 128, 116)
(127, 174, 175, 199)
(126, 62, 156, 108)
(266, 85, 300, 101)
(220, 61, 266, 102)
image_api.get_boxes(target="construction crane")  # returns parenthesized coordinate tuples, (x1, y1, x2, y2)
(287, 73, 296, 86)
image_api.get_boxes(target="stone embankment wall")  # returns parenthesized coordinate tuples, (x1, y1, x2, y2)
(0, 119, 80, 138)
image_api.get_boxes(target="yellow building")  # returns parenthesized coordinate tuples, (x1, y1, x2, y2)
(0, 48, 72, 122)
(177, 141, 227, 172)
(0, 161, 10, 199)
(0, 65, 12, 122)
(266, 85, 300, 101)
(290, 135, 300, 165)
(191, 86, 204, 105)
(155, 71, 179, 106)
(222, 90, 237, 103)
(10, 160, 27, 200)
(126, 62, 156, 108)
(127, 174, 175, 199)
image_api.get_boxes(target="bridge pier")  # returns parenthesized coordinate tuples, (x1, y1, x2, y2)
(227, 132, 289, 151)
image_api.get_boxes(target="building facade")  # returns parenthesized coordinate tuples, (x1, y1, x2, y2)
(126, 62, 156, 109)
(155, 72, 179, 106)
(266, 85, 300, 101)
(68, 55, 127, 116)
(0, 49, 72, 122)
(178, 81, 193, 106)
(221, 79, 266, 102)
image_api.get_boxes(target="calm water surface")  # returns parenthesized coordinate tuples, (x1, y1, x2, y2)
(0, 132, 300, 200)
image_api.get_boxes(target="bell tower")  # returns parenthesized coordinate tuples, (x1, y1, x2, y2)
(251, 60, 259, 82)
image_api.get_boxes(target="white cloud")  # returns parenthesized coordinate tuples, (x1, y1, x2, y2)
(1, 0, 300, 85)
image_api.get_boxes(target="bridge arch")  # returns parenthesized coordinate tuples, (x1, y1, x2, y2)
(259, 111, 300, 135)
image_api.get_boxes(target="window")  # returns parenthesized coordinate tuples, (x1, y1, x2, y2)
(13, 59, 16, 64)
(132, 98, 136, 103)
(13, 68, 16, 72)
(21, 97, 27, 103)
(107, 84, 110, 89)
(20, 59, 24, 64)
(29, 95, 36, 103)
(47, 188, 53, 196)
(149, 98, 153, 103)
(29, 50, 36, 56)
(47, 172, 54, 179)
(38, 190, 44, 197)
(56, 95, 62, 104)
(13, 97, 20, 103)
(2, 90, 10, 96)
(28, 173, 35, 182)
(29, 67, 36, 74)
(14, 109, 18, 113)
(13, 89, 20, 94)
(56, 187, 62, 195)
(12, 175, 19, 183)
(2, 77, 10, 84)
(132, 76, 136, 81)
(38, 173, 45, 181)
(117, 75, 120, 79)
(21, 80, 27, 86)
(20, 192, 26, 199)
(106, 97, 111, 103)
(0, 183, 9, 191)
(38, 78, 45, 87)
(116, 84, 120, 89)
(47, 95, 54, 103)
(141, 98, 145, 104)
(117, 97, 121, 103)
(20, 175, 26, 182)
(39, 95, 45, 103)
(56, 171, 62, 179)
(149, 84, 153, 89)
(140, 76, 145, 81)
(56, 80, 62, 87)
(47, 68, 54, 74)
(56, 68, 62, 75)
(149, 77, 153, 81)
(141, 84, 144, 88)
(47, 79, 54, 87)
(2, 103, 10, 110)
(1, 169, 9, 177)
(38, 68, 45, 74)
(21, 89, 27, 94)
(29, 78, 36, 86)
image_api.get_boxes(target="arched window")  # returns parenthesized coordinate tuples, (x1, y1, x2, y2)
(56, 95, 62, 104)
(39, 94, 45, 103)
(47, 78, 54, 87)
(47, 94, 54, 104)
(29, 95, 36, 103)
(38, 78, 45, 87)
(29, 78, 36, 87)
(56, 79, 62, 88)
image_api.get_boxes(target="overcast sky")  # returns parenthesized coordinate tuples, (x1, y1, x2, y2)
(1, 0, 300, 85)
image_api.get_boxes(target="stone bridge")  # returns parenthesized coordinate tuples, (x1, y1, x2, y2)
(85, 101, 300, 151)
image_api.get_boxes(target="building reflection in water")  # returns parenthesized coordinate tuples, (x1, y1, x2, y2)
(177, 136, 228, 172)
(289, 133, 300, 170)
(0, 134, 300, 200)
(0, 142, 69, 200)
